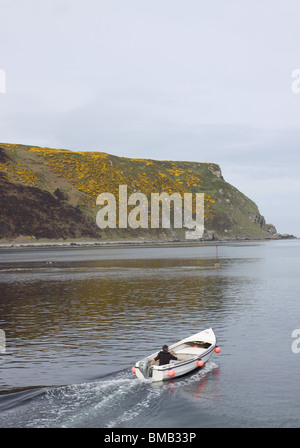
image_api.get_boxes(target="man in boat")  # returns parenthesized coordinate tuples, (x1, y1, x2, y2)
(150, 345, 178, 366)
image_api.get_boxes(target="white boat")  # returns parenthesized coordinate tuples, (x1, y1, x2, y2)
(133, 328, 219, 382)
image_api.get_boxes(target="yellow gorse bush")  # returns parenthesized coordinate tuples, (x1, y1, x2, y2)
(0, 144, 215, 220)
(0, 158, 39, 186)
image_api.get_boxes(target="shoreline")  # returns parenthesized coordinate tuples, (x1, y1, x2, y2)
(0, 235, 298, 250)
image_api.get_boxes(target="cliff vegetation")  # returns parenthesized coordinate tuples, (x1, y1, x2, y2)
(0, 143, 280, 243)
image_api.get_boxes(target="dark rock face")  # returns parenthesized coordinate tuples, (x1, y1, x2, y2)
(0, 176, 102, 240)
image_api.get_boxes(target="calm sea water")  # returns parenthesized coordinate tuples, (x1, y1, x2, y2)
(0, 240, 299, 428)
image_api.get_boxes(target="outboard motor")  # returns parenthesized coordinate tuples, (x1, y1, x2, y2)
(138, 358, 152, 378)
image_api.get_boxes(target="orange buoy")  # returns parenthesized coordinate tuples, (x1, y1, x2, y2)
(214, 346, 221, 353)
(197, 359, 204, 367)
(132, 366, 136, 373)
(168, 369, 175, 377)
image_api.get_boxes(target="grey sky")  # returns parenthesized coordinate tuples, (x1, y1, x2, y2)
(1, 0, 300, 235)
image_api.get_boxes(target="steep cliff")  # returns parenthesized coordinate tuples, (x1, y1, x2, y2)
(0, 143, 278, 242)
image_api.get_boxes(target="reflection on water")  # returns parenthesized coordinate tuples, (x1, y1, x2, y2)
(0, 245, 249, 389)
(1, 241, 300, 427)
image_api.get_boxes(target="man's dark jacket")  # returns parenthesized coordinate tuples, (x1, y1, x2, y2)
(154, 350, 177, 366)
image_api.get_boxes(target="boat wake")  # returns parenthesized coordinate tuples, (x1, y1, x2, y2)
(0, 362, 219, 428)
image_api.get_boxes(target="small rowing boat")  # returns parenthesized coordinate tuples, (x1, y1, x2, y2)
(132, 328, 220, 382)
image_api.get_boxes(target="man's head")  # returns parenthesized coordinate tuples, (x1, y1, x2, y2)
(162, 345, 168, 351)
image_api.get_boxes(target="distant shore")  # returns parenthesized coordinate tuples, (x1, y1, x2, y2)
(0, 234, 297, 250)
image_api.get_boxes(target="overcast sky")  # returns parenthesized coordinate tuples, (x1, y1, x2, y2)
(1, 0, 300, 236)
